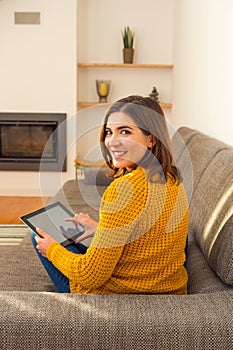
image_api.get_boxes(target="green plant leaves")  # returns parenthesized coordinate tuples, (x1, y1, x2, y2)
(121, 26, 135, 49)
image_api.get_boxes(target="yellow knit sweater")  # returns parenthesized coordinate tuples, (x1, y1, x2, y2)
(47, 167, 189, 294)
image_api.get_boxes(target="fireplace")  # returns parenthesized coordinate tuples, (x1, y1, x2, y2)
(0, 113, 66, 171)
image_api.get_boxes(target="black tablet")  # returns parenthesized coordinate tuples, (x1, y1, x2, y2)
(20, 201, 85, 247)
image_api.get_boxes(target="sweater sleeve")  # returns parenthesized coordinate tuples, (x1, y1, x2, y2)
(46, 169, 148, 291)
(46, 242, 124, 290)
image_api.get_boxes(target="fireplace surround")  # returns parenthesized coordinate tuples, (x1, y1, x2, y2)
(0, 113, 66, 171)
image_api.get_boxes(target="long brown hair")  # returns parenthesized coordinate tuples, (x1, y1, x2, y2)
(100, 95, 181, 183)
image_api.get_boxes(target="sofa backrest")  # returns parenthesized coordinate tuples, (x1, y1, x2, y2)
(173, 127, 233, 286)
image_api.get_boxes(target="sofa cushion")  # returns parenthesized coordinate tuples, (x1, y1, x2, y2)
(0, 234, 55, 291)
(186, 238, 232, 294)
(189, 148, 233, 285)
(174, 127, 232, 203)
(82, 167, 113, 186)
(172, 127, 196, 203)
(208, 215, 233, 285)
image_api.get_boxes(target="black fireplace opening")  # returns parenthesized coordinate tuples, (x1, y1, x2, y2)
(0, 113, 66, 171)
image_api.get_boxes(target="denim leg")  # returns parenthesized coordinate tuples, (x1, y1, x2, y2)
(30, 231, 87, 293)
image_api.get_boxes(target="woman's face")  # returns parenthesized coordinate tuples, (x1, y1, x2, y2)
(104, 112, 153, 171)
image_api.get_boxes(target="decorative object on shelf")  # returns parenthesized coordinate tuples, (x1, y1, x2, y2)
(77, 63, 173, 109)
(96, 80, 111, 103)
(121, 26, 135, 64)
(149, 86, 159, 102)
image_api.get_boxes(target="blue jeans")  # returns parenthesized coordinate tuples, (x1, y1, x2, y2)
(30, 231, 87, 293)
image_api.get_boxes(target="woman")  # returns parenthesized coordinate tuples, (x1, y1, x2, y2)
(32, 95, 189, 294)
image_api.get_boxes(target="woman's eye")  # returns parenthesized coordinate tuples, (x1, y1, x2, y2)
(121, 129, 130, 135)
(105, 129, 112, 136)
(105, 128, 131, 136)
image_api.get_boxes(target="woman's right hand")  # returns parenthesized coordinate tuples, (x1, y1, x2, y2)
(64, 213, 98, 231)
(64, 213, 98, 244)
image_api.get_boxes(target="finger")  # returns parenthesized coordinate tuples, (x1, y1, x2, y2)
(64, 217, 76, 222)
(64, 218, 78, 228)
(74, 229, 95, 243)
(76, 213, 88, 218)
(80, 213, 89, 218)
(74, 232, 87, 243)
(36, 227, 48, 238)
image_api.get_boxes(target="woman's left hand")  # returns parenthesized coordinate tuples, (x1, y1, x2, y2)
(35, 228, 56, 258)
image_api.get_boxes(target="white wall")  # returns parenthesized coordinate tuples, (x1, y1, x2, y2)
(0, 0, 77, 196)
(76, 0, 174, 160)
(172, 0, 233, 146)
(77, 0, 174, 110)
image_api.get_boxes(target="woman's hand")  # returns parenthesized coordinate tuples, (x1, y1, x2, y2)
(35, 228, 56, 258)
(65, 213, 98, 231)
(73, 228, 96, 244)
(64, 213, 98, 244)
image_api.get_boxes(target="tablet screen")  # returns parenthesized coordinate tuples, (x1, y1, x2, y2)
(20, 201, 85, 246)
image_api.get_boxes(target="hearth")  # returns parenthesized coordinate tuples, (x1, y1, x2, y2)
(0, 113, 66, 171)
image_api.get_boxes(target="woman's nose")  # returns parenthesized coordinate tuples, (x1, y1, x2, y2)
(107, 133, 121, 146)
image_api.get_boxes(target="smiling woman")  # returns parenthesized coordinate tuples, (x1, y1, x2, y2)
(104, 112, 153, 172)
(31, 95, 189, 295)
(100, 95, 179, 183)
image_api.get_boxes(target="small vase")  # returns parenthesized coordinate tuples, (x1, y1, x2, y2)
(96, 80, 111, 103)
(123, 48, 134, 64)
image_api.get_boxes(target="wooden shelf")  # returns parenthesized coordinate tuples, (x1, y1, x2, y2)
(78, 62, 173, 69)
(77, 101, 172, 110)
(77, 62, 173, 110)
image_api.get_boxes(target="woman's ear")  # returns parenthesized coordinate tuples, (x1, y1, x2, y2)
(148, 135, 156, 148)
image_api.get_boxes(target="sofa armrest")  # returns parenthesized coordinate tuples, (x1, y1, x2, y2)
(0, 290, 232, 350)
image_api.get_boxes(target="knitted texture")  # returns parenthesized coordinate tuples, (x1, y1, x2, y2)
(47, 167, 189, 294)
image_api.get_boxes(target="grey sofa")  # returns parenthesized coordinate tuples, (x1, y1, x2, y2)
(0, 126, 232, 350)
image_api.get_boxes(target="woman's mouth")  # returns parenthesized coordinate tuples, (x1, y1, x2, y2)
(111, 150, 127, 159)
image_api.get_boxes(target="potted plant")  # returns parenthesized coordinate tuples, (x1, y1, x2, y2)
(121, 26, 135, 64)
